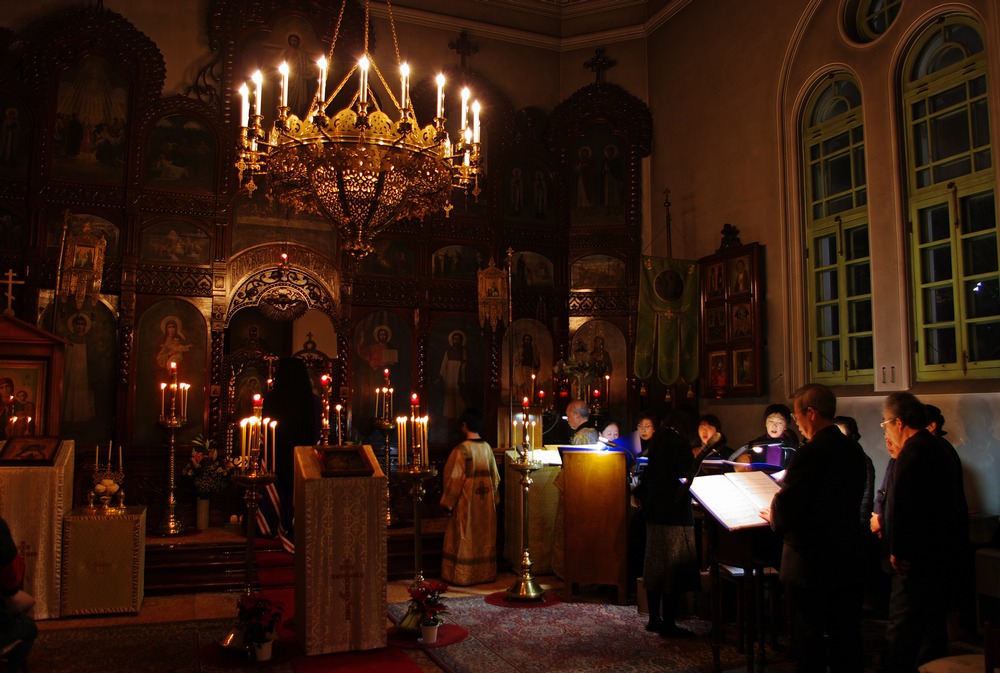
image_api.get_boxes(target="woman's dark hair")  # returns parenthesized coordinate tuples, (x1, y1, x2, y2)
(598, 418, 620, 435)
(834, 415, 861, 442)
(699, 414, 722, 432)
(763, 403, 792, 423)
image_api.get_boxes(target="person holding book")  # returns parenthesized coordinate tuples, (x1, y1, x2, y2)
(762, 384, 868, 673)
(731, 403, 799, 469)
(633, 410, 701, 638)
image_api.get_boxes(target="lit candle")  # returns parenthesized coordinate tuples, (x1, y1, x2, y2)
(335, 404, 343, 445)
(461, 87, 470, 131)
(317, 57, 328, 103)
(396, 416, 406, 467)
(118, 445, 122, 471)
(538, 389, 545, 403)
(472, 100, 481, 143)
(160, 382, 167, 418)
(278, 62, 289, 108)
(95, 445, 99, 468)
(400, 63, 409, 109)
(251, 70, 263, 118)
(239, 83, 249, 127)
(435, 73, 445, 118)
(530, 374, 536, 401)
(387, 387, 394, 417)
(359, 55, 369, 104)
(605, 374, 611, 406)
(529, 420, 536, 450)
(375, 386, 381, 418)
(522, 396, 529, 410)
(512, 420, 519, 447)
(270, 421, 277, 472)
(107, 440, 112, 467)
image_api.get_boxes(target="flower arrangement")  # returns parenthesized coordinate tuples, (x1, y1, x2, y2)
(236, 593, 282, 646)
(400, 580, 448, 629)
(182, 436, 233, 497)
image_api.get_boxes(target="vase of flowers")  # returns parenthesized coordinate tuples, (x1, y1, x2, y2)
(236, 593, 282, 658)
(399, 580, 448, 635)
(183, 436, 232, 528)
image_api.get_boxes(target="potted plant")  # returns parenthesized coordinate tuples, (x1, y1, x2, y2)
(236, 593, 283, 660)
(182, 436, 232, 529)
(400, 580, 448, 643)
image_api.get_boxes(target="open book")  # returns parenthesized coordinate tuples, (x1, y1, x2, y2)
(689, 471, 781, 531)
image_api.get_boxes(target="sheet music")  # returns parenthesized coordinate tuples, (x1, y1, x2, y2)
(690, 471, 781, 531)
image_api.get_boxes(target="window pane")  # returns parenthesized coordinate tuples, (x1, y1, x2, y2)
(930, 110, 970, 161)
(930, 85, 967, 113)
(974, 150, 992, 171)
(968, 278, 1000, 319)
(968, 321, 1000, 361)
(921, 246, 952, 284)
(825, 153, 853, 195)
(809, 143, 820, 161)
(912, 100, 927, 121)
(850, 335, 874, 370)
(923, 286, 955, 323)
(816, 270, 839, 302)
(933, 157, 972, 182)
(853, 147, 866, 185)
(828, 195, 854, 215)
(962, 192, 996, 235)
(849, 298, 873, 331)
(923, 327, 957, 365)
(816, 304, 839, 337)
(811, 164, 824, 199)
(917, 204, 950, 244)
(822, 132, 850, 154)
(917, 168, 932, 188)
(972, 99, 989, 148)
(847, 263, 872, 296)
(963, 235, 998, 276)
(913, 121, 929, 165)
(814, 235, 837, 267)
(816, 339, 840, 372)
(844, 226, 870, 260)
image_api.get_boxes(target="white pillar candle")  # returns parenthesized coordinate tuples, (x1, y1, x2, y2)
(317, 57, 328, 104)
(461, 87, 470, 131)
(239, 83, 249, 127)
(472, 100, 481, 143)
(359, 56, 369, 104)
(435, 73, 445, 119)
(251, 71, 263, 118)
(400, 63, 409, 109)
(278, 62, 289, 108)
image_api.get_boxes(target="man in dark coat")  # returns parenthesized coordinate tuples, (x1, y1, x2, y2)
(765, 383, 867, 673)
(880, 393, 955, 672)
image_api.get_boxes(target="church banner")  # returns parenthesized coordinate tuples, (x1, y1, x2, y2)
(634, 256, 699, 385)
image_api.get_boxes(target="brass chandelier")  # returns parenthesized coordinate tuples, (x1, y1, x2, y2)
(235, 0, 482, 259)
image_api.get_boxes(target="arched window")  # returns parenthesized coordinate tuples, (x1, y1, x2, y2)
(801, 74, 873, 384)
(902, 17, 998, 380)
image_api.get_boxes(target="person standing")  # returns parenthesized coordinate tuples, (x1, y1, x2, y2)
(879, 394, 955, 672)
(566, 399, 598, 445)
(764, 383, 867, 673)
(439, 408, 500, 586)
(259, 357, 321, 554)
(632, 410, 701, 638)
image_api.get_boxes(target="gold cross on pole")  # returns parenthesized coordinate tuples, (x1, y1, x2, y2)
(2, 268, 25, 316)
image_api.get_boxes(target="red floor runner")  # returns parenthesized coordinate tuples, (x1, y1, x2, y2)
(200, 586, 423, 673)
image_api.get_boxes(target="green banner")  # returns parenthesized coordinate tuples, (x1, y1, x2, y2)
(634, 256, 699, 385)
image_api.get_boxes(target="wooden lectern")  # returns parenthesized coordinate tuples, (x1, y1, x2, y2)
(561, 450, 629, 603)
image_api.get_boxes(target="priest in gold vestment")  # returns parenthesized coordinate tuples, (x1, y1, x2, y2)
(439, 408, 501, 586)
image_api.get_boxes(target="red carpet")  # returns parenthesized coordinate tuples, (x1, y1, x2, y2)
(197, 586, 423, 672)
(484, 590, 562, 608)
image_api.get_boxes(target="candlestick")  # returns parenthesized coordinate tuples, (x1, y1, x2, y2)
(472, 100, 481, 143)
(239, 83, 249, 127)
(605, 374, 611, 406)
(95, 445, 99, 468)
(160, 383, 166, 419)
(107, 440, 112, 467)
(251, 70, 262, 118)
(118, 445, 122, 471)
(317, 57, 328, 104)
(461, 87, 470, 131)
(335, 404, 343, 445)
(270, 421, 277, 472)
(359, 55, 369, 104)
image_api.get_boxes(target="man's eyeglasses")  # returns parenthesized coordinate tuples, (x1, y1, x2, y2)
(879, 418, 896, 429)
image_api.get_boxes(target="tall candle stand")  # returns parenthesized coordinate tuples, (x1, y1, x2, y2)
(319, 374, 332, 445)
(395, 398, 436, 586)
(158, 363, 189, 536)
(221, 432, 277, 652)
(374, 369, 396, 526)
(506, 426, 545, 600)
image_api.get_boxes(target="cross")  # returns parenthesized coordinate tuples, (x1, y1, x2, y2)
(474, 481, 492, 501)
(2, 269, 24, 317)
(331, 557, 364, 621)
(448, 31, 479, 71)
(584, 48, 617, 85)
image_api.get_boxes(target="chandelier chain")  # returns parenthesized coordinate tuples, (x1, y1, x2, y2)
(324, 0, 349, 65)
(363, 0, 370, 54)
(386, 0, 402, 66)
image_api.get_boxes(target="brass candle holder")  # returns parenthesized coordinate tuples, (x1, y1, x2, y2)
(158, 363, 188, 536)
(374, 417, 397, 527)
(396, 464, 438, 588)
(505, 453, 546, 601)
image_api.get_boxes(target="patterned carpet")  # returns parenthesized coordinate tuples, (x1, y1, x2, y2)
(388, 596, 758, 673)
